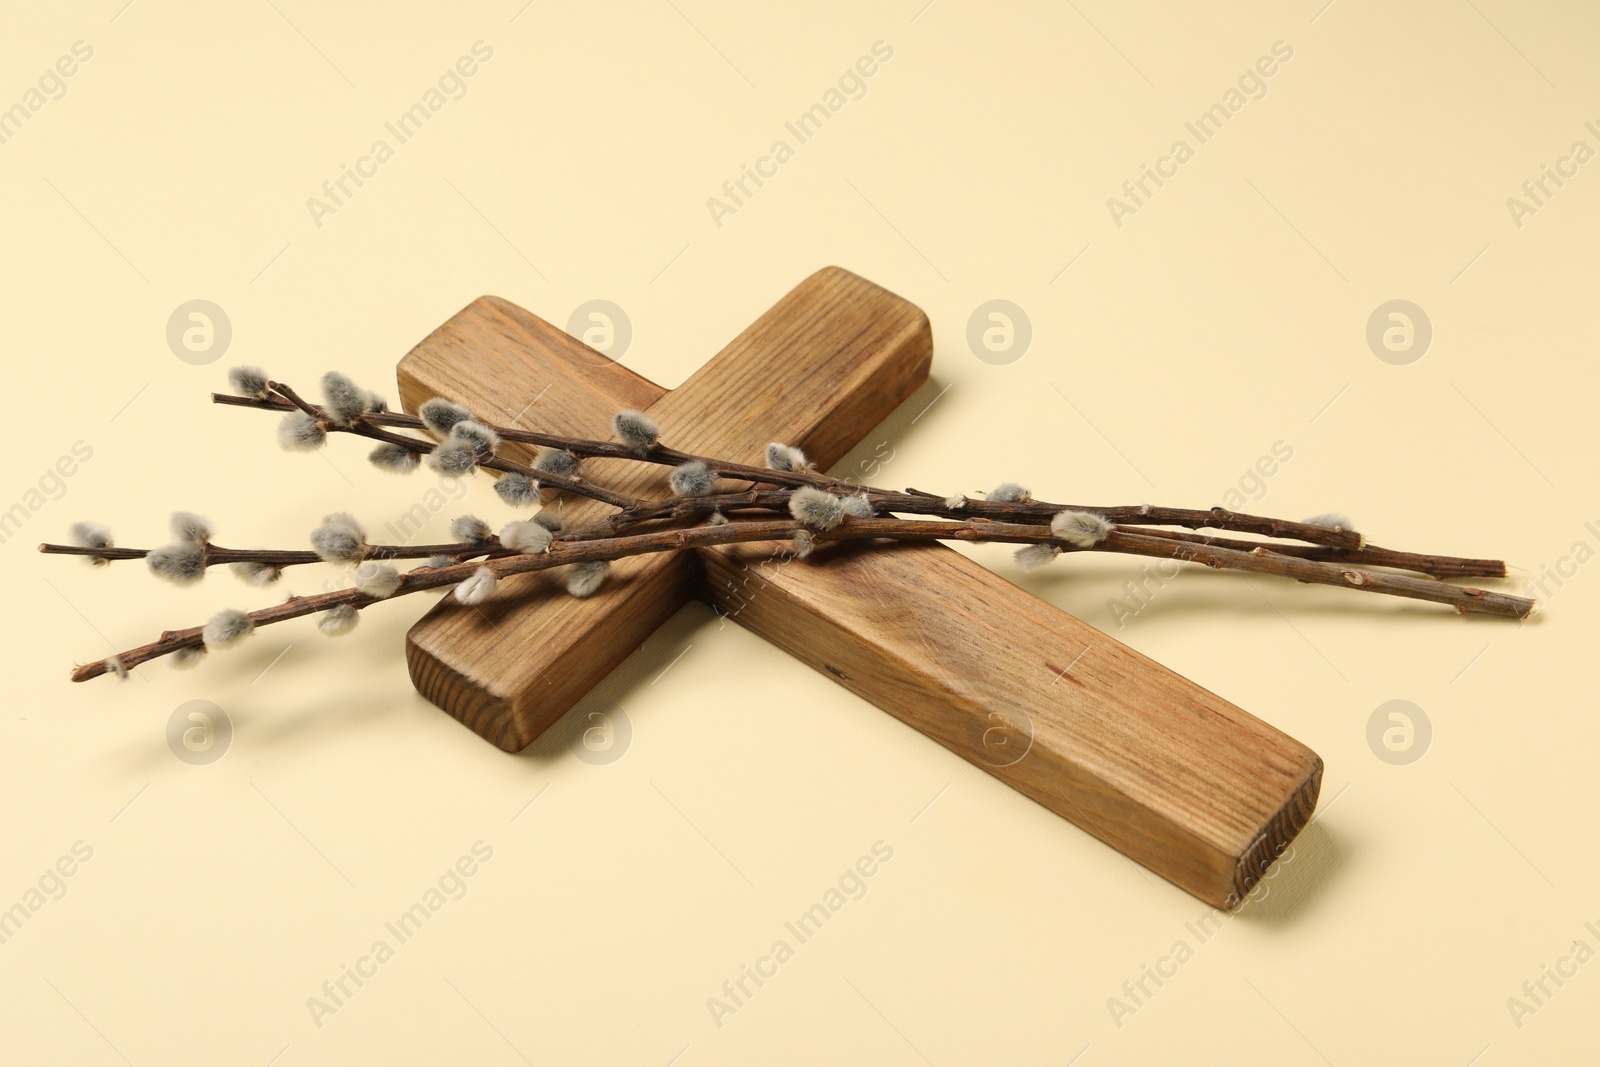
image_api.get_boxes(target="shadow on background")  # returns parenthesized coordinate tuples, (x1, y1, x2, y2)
(1234, 819, 1350, 927)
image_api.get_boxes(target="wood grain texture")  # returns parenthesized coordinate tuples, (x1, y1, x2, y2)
(394, 267, 1323, 907)
(395, 294, 665, 470)
(702, 538, 1321, 906)
(396, 267, 931, 751)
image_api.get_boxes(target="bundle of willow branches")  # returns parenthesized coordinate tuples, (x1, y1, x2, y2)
(41, 368, 1535, 682)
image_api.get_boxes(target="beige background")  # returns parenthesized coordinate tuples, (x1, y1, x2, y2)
(2, 1, 1596, 1063)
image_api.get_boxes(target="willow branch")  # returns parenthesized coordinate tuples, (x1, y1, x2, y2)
(38, 541, 504, 567)
(215, 392, 807, 482)
(257, 383, 637, 510)
(1103, 527, 1505, 580)
(70, 514, 1534, 681)
(217, 379, 1516, 584)
(1091, 529, 1530, 618)
(44, 510, 1499, 582)
(562, 489, 1501, 579)
(217, 389, 1372, 550)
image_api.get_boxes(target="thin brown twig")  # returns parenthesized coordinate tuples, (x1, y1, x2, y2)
(219, 390, 1369, 550)
(38, 541, 505, 567)
(562, 489, 1501, 579)
(259, 383, 637, 510)
(70, 514, 1534, 681)
(40, 504, 1504, 583)
(205, 379, 1517, 580)
(1105, 527, 1505, 580)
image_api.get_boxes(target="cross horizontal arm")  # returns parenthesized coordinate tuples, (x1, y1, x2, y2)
(397, 268, 930, 749)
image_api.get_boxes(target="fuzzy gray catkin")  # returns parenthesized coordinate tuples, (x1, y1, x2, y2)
(277, 411, 325, 451)
(354, 562, 402, 598)
(669, 461, 715, 497)
(311, 513, 367, 562)
(450, 420, 499, 458)
(229, 561, 282, 586)
(369, 442, 420, 473)
(450, 515, 493, 544)
(228, 365, 270, 399)
(566, 560, 609, 597)
(426, 438, 478, 475)
(499, 521, 552, 553)
(69, 521, 113, 550)
(840, 493, 874, 518)
(494, 472, 540, 507)
(318, 603, 360, 636)
(69, 521, 114, 565)
(765, 442, 807, 472)
(1014, 544, 1061, 570)
(147, 542, 206, 585)
(420, 398, 473, 436)
(202, 609, 254, 650)
(321, 372, 368, 427)
(532, 449, 579, 477)
(1051, 511, 1113, 548)
(613, 410, 659, 455)
(169, 511, 213, 544)
(788, 487, 846, 531)
(170, 645, 207, 669)
(455, 567, 497, 605)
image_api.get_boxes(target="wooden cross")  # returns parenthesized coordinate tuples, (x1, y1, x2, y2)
(394, 267, 1322, 908)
